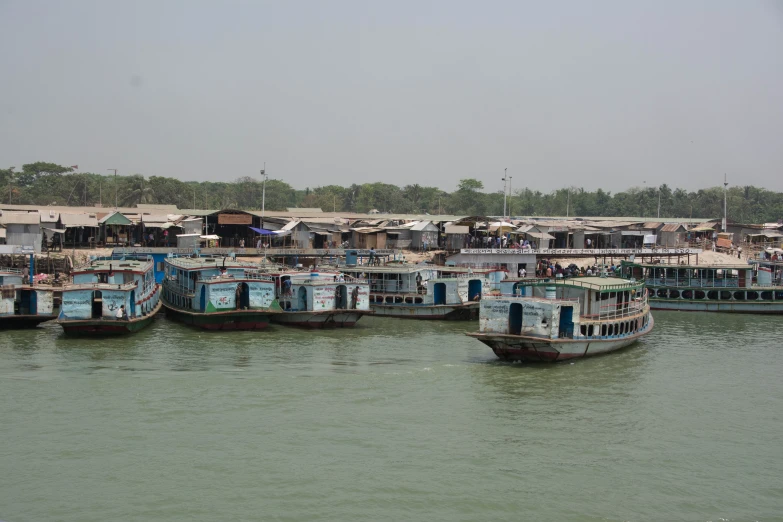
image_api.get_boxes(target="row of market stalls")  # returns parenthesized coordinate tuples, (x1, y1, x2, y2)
(1, 203, 781, 253)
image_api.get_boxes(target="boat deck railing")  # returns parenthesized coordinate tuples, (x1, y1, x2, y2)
(0, 268, 24, 275)
(62, 282, 138, 292)
(582, 295, 648, 322)
(646, 277, 741, 288)
(533, 276, 641, 291)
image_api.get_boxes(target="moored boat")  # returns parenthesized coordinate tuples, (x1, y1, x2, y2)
(467, 276, 653, 362)
(162, 256, 280, 330)
(0, 268, 57, 329)
(338, 264, 501, 320)
(620, 257, 783, 314)
(57, 256, 162, 335)
(268, 269, 372, 328)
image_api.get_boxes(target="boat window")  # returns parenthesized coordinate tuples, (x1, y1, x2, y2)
(747, 291, 759, 300)
(587, 325, 594, 336)
(669, 290, 680, 298)
(707, 291, 718, 300)
(721, 291, 732, 300)
(601, 325, 607, 336)
(761, 291, 772, 300)
(580, 325, 587, 336)
(657, 289, 667, 298)
(733, 291, 745, 301)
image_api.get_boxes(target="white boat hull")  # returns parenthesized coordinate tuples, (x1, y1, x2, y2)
(468, 315, 654, 362)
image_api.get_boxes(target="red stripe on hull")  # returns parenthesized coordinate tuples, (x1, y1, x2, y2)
(491, 348, 581, 362)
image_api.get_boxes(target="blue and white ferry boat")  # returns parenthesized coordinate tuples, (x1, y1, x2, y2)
(338, 263, 502, 320)
(468, 276, 653, 362)
(57, 256, 162, 335)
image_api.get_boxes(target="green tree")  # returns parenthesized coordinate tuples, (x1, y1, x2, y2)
(121, 175, 156, 206)
(16, 162, 73, 187)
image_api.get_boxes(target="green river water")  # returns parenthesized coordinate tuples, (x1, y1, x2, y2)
(1, 312, 782, 522)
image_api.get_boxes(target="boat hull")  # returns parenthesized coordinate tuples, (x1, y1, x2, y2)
(271, 309, 371, 328)
(468, 316, 654, 362)
(58, 301, 162, 336)
(369, 302, 479, 320)
(163, 302, 274, 330)
(649, 299, 783, 314)
(0, 314, 57, 329)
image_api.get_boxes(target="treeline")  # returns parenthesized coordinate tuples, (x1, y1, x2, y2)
(2, 162, 782, 223)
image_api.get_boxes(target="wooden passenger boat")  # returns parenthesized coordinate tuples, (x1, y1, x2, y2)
(162, 256, 280, 330)
(0, 269, 57, 329)
(338, 264, 502, 320)
(467, 276, 653, 362)
(57, 256, 162, 335)
(620, 258, 783, 314)
(266, 269, 372, 328)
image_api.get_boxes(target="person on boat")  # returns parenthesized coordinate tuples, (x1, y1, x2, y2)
(350, 286, 359, 309)
(416, 272, 423, 291)
(335, 286, 343, 309)
(235, 284, 243, 309)
(116, 305, 127, 320)
(368, 247, 376, 266)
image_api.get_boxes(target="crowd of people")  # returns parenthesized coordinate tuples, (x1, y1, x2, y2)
(533, 259, 618, 279)
(466, 235, 536, 249)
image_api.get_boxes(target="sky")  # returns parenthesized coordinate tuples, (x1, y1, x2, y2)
(1, 0, 782, 193)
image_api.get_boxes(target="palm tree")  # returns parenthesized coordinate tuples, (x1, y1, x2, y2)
(121, 175, 155, 206)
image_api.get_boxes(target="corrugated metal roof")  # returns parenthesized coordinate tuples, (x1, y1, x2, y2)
(0, 212, 40, 225)
(286, 207, 323, 213)
(41, 211, 59, 223)
(60, 213, 98, 227)
(281, 220, 302, 231)
(642, 222, 663, 229)
(99, 211, 132, 225)
(661, 223, 686, 232)
(410, 221, 437, 231)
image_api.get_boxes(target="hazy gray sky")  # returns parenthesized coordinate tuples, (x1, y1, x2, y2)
(1, 0, 781, 192)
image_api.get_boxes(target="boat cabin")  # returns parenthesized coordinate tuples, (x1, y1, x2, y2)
(60, 257, 157, 320)
(479, 277, 649, 340)
(163, 257, 276, 313)
(0, 271, 55, 318)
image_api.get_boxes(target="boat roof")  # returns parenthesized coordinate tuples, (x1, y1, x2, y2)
(166, 256, 260, 271)
(76, 258, 153, 273)
(522, 276, 644, 291)
(339, 264, 495, 274)
(622, 260, 750, 270)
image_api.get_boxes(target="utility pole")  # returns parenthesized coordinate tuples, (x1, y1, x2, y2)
(260, 163, 267, 229)
(566, 189, 570, 218)
(723, 174, 728, 232)
(8, 167, 13, 204)
(193, 188, 196, 210)
(657, 186, 661, 219)
(501, 168, 511, 220)
(108, 169, 118, 208)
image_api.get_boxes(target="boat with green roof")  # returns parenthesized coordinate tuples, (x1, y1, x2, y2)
(467, 275, 653, 362)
